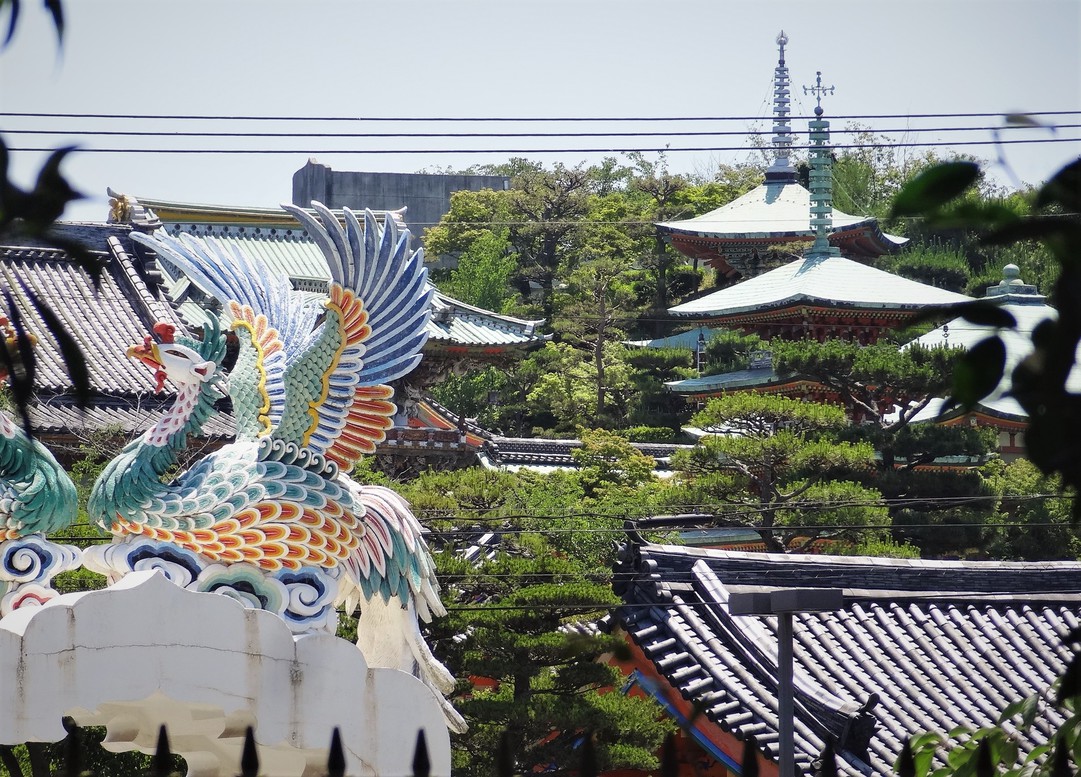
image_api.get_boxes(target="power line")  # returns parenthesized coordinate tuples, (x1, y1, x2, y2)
(5, 124, 1079, 140)
(8, 137, 1079, 155)
(4, 110, 1080, 122)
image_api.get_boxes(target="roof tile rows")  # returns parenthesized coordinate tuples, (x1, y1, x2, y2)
(0, 237, 183, 395)
(611, 543, 1081, 775)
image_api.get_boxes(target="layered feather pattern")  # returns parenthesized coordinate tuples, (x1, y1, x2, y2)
(0, 412, 77, 538)
(120, 205, 439, 615)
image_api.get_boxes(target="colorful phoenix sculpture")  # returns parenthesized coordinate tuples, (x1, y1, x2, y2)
(85, 204, 463, 731)
(0, 317, 81, 614)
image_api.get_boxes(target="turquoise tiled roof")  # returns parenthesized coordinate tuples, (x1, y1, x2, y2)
(625, 327, 725, 350)
(665, 366, 785, 395)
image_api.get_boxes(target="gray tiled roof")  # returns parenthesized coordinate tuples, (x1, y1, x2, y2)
(0, 231, 184, 395)
(28, 394, 235, 438)
(612, 543, 1081, 775)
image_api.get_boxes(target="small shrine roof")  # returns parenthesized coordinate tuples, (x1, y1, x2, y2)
(669, 254, 972, 318)
(664, 365, 790, 395)
(907, 266, 1081, 423)
(482, 436, 691, 475)
(624, 326, 725, 350)
(611, 540, 1081, 775)
(657, 182, 907, 246)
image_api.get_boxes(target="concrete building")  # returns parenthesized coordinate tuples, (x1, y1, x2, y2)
(291, 159, 509, 253)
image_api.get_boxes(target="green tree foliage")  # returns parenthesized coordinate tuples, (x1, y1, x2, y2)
(877, 244, 973, 293)
(668, 394, 882, 552)
(423, 188, 512, 261)
(769, 338, 987, 469)
(398, 468, 671, 777)
(506, 162, 592, 322)
(828, 125, 941, 220)
(571, 427, 657, 500)
(554, 256, 638, 421)
(622, 346, 695, 433)
(441, 230, 518, 314)
(429, 365, 512, 431)
(984, 458, 1081, 561)
(703, 329, 768, 375)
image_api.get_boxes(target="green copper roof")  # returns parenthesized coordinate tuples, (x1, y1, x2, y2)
(670, 254, 972, 317)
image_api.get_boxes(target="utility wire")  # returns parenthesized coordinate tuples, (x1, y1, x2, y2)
(6, 124, 1080, 139)
(4, 110, 1080, 122)
(8, 137, 1078, 155)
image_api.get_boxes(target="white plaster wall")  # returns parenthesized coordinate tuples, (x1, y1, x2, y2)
(0, 571, 451, 777)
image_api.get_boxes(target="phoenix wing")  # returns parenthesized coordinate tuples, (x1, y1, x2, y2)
(274, 203, 432, 470)
(131, 230, 318, 440)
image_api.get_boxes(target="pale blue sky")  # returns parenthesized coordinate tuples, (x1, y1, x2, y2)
(1, 0, 1078, 223)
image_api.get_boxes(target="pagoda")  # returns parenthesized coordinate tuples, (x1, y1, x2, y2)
(656, 32, 905, 282)
(665, 74, 971, 402)
(667, 75, 970, 346)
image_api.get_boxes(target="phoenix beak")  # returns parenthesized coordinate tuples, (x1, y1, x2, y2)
(127, 336, 166, 393)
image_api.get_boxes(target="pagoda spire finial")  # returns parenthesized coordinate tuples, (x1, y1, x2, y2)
(804, 70, 835, 116)
(804, 70, 840, 258)
(765, 31, 797, 184)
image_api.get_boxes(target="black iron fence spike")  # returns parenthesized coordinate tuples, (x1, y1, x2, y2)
(975, 737, 994, 777)
(579, 730, 597, 777)
(1052, 734, 1072, 777)
(412, 730, 430, 777)
(151, 725, 172, 777)
(496, 730, 514, 777)
(897, 741, 916, 777)
(62, 717, 82, 777)
(660, 732, 678, 777)
(240, 725, 259, 777)
(327, 727, 346, 777)
(740, 734, 760, 777)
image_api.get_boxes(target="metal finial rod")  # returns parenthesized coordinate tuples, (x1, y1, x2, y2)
(803, 70, 835, 113)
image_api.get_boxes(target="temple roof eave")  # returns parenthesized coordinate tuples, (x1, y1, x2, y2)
(669, 294, 966, 320)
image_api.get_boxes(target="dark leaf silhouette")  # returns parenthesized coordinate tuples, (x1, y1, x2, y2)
(982, 215, 1081, 247)
(1, 0, 19, 47)
(22, 281, 92, 407)
(951, 336, 1006, 410)
(1057, 651, 1081, 703)
(43, 0, 62, 43)
(1037, 158, 1081, 211)
(890, 161, 980, 217)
